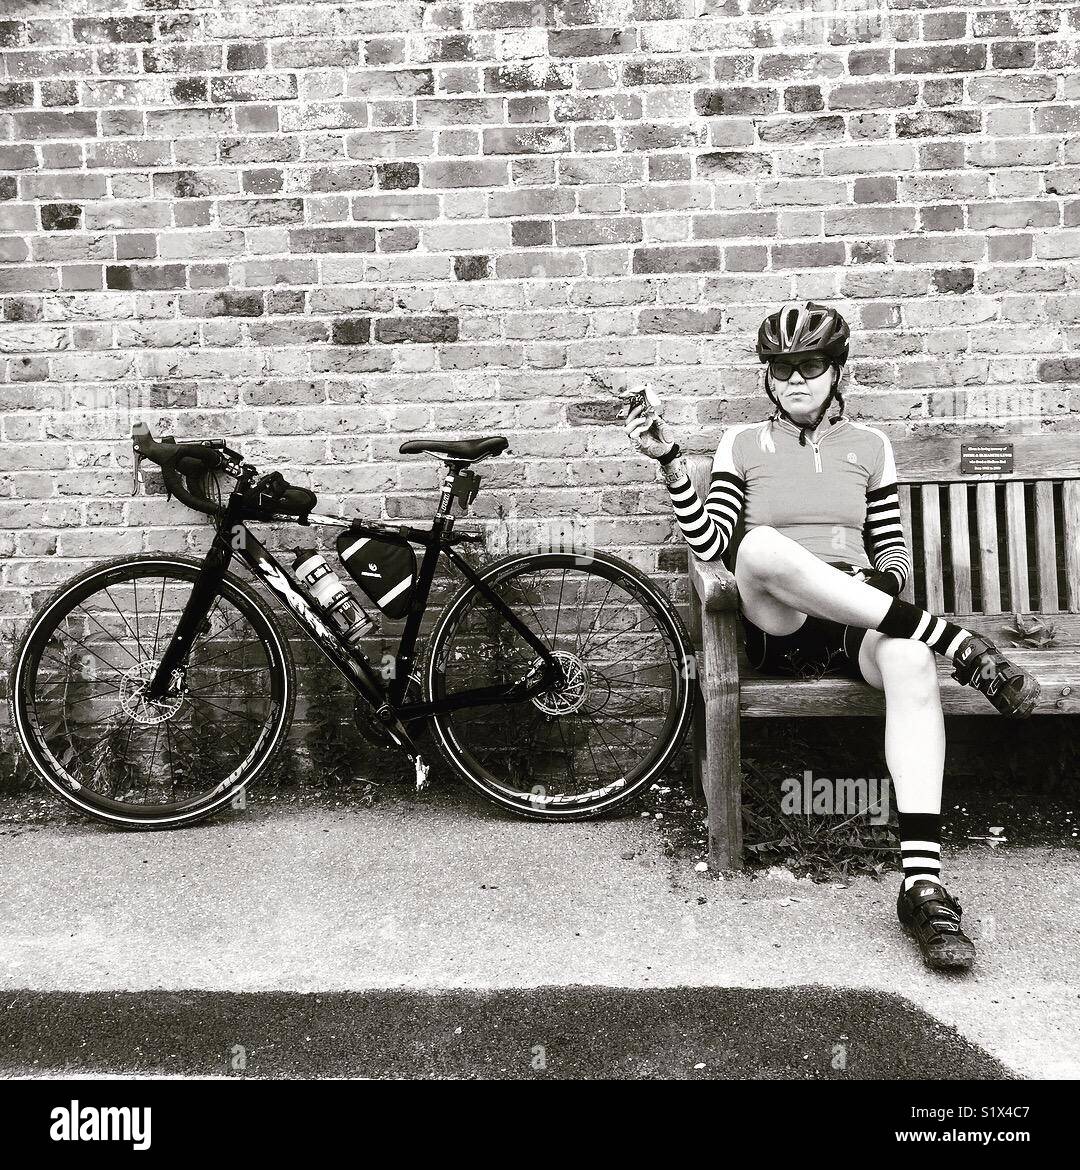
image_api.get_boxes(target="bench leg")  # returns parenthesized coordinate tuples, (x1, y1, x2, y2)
(701, 608, 743, 871)
(688, 585, 705, 803)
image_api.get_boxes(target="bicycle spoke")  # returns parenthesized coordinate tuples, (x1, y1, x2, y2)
(151, 573, 169, 659)
(429, 550, 697, 812)
(19, 564, 289, 819)
(551, 569, 567, 648)
(146, 720, 163, 788)
(105, 584, 146, 663)
(131, 578, 141, 654)
(576, 575, 619, 658)
(579, 707, 627, 776)
(553, 717, 578, 788)
(187, 693, 267, 729)
(43, 626, 131, 676)
(184, 666, 267, 695)
(75, 602, 143, 668)
(577, 620, 661, 662)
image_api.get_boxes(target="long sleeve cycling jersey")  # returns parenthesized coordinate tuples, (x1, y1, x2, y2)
(664, 415, 912, 594)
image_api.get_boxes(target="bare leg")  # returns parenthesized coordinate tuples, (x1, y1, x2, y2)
(859, 630, 945, 821)
(735, 529, 949, 892)
(735, 525, 892, 635)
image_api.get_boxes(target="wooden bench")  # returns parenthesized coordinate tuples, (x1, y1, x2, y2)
(685, 433, 1080, 871)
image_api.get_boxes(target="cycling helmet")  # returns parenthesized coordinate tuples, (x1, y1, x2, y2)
(756, 301, 850, 444)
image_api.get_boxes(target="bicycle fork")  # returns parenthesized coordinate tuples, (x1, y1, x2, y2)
(144, 522, 432, 785)
(145, 531, 234, 704)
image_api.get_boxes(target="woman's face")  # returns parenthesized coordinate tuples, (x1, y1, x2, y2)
(768, 361, 836, 424)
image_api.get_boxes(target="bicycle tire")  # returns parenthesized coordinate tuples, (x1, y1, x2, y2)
(9, 554, 296, 829)
(423, 549, 696, 820)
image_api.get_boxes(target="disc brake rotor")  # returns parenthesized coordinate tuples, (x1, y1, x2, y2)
(117, 660, 184, 725)
(530, 650, 589, 716)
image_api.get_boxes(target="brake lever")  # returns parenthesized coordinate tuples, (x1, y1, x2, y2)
(132, 448, 145, 495)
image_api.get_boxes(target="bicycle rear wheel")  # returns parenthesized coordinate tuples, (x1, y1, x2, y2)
(424, 550, 696, 819)
(9, 555, 295, 828)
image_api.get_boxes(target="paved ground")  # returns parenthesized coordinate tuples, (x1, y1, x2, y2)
(1, 784, 1077, 1079)
(1, 987, 1013, 1079)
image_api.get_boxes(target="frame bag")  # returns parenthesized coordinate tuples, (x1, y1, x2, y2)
(336, 530, 417, 621)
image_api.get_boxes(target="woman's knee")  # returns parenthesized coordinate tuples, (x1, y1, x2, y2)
(736, 526, 789, 581)
(875, 636, 938, 692)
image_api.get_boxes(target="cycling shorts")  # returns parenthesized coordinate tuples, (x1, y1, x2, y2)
(739, 605, 869, 683)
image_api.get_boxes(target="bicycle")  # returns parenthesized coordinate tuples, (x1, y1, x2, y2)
(8, 424, 697, 828)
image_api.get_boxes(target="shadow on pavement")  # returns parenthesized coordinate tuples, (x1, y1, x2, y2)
(2, 985, 1017, 1080)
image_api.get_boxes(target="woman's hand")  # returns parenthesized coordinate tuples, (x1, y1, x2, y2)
(831, 561, 900, 593)
(625, 402, 678, 462)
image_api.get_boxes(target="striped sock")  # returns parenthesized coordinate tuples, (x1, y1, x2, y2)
(897, 811, 942, 892)
(876, 597, 973, 662)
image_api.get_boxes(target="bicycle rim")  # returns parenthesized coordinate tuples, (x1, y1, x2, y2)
(11, 557, 292, 827)
(426, 551, 694, 818)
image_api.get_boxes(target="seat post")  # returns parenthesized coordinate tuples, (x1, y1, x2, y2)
(434, 459, 467, 526)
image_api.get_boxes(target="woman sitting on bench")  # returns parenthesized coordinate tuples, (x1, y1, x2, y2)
(625, 299, 1042, 974)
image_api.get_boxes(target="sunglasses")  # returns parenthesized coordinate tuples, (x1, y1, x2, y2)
(768, 356, 832, 382)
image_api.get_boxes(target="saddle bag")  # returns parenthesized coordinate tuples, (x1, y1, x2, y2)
(336, 529, 417, 620)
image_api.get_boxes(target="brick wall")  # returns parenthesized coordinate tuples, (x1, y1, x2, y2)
(3, 0, 1080, 647)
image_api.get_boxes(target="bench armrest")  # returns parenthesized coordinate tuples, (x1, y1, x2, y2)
(689, 555, 739, 613)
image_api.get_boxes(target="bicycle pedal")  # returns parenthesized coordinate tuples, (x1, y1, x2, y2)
(414, 756, 431, 792)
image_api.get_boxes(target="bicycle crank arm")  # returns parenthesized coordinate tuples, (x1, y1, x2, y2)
(397, 672, 557, 719)
(372, 708, 432, 792)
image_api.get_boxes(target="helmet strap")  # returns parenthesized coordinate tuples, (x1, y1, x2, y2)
(765, 370, 841, 446)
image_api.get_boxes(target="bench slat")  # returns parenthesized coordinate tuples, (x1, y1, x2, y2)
(736, 612, 1080, 675)
(975, 482, 1001, 614)
(737, 655, 1080, 717)
(921, 484, 944, 610)
(948, 484, 972, 611)
(895, 434, 1080, 480)
(1065, 481, 1080, 612)
(1035, 480, 1059, 613)
(1005, 481, 1030, 612)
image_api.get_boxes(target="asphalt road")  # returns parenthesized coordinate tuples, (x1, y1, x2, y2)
(1, 986, 1014, 1080)
(2, 786, 1077, 1078)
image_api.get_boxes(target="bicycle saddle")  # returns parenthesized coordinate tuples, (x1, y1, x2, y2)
(398, 436, 509, 462)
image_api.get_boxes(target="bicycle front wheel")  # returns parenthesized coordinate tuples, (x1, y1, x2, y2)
(9, 555, 295, 828)
(424, 550, 696, 819)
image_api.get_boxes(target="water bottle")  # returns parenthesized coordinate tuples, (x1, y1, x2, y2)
(292, 548, 375, 645)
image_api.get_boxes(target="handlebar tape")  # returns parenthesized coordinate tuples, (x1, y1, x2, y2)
(133, 423, 223, 517)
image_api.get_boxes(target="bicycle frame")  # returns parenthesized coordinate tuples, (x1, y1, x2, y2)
(145, 463, 562, 755)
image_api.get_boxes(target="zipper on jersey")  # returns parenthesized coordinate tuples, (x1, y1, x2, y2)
(810, 441, 822, 473)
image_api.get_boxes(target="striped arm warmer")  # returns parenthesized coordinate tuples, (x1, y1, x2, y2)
(864, 482, 911, 595)
(665, 468, 746, 563)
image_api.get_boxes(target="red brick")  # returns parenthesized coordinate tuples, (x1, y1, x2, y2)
(829, 82, 917, 110)
(548, 28, 631, 58)
(555, 218, 642, 247)
(1, 0, 1079, 604)
(484, 63, 573, 93)
(375, 316, 459, 344)
(73, 17, 154, 44)
(632, 246, 721, 274)
(896, 44, 986, 73)
(288, 228, 376, 253)
(772, 241, 846, 268)
(483, 127, 570, 154)
(695, 87, 778, 116)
